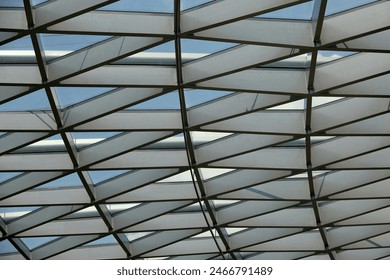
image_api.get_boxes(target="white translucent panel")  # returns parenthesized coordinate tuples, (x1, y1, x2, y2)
(185, 89, 232, 108)
(191, 131, 232, 145)
(199, 168, 235, 180)
(158, 170, 193, 182)
(65, 206, 99, 219)
(99, 0, 174, 13)
(55, 87, 114, 108)
(181, 39, 237, 54)
(0, 0, 24, 8)
(143, 133, 185, 149)
(0, 36, 33, 51)
(0, 172, 22, 183)
(212, 200, 240, 209)
(0, 207, 40, 222)
(129, 91, 180, 110)
(267, 99, 305, 110)
(225, 227, 248, 235)
(41, 34, 110, 52)
(106, 203, 140, 215)
(88, 170, 129, 184)
(125, 232, 154, 242)
(72, 132, 121, 149)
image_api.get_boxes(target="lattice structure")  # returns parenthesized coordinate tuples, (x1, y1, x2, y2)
(0, 0, 389, 260)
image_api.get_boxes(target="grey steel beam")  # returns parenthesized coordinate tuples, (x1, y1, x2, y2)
(8, 238, 31, 259)
(311, 0, 327, 45)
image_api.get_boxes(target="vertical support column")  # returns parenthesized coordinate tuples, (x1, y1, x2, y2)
(306, 0, 336, 260)
(174, 0, 232, 260)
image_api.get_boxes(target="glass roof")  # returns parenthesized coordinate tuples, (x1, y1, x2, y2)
(0, 0, 389, 260)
